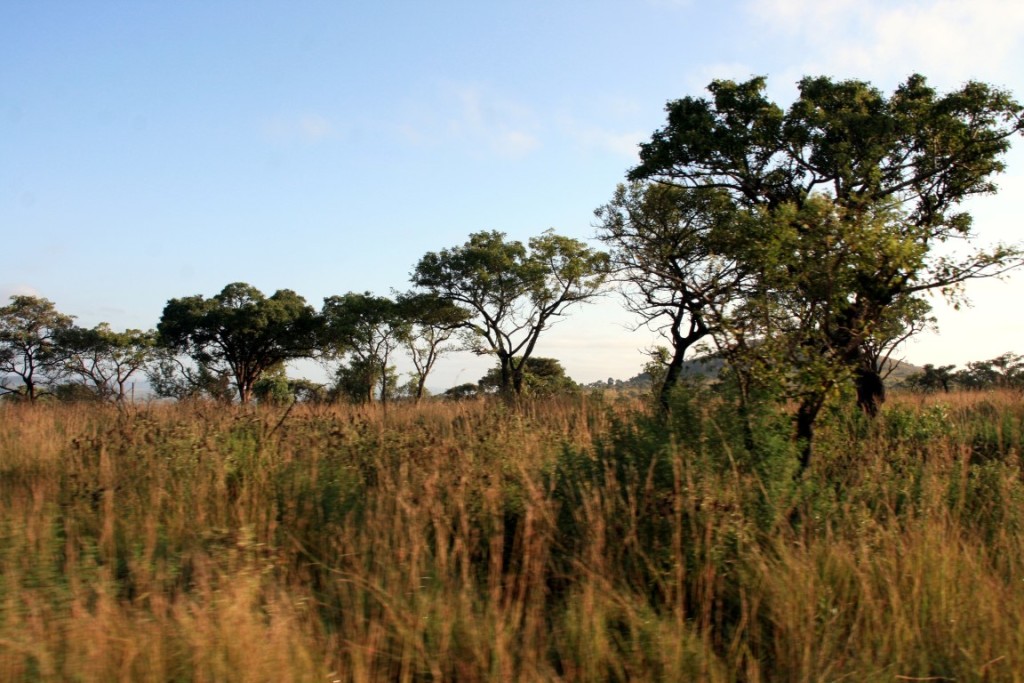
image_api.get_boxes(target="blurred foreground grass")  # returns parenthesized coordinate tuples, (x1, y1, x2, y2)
(2, 391, 1023, 681)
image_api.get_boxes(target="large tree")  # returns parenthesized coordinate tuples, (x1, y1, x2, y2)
(628, 74, 1023, 468)
(0, 295, 75, 401)
(157, 282, 318, 404)
(412, 230, 608, 396)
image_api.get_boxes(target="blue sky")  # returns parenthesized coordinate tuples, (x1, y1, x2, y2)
(3, 0, 1024, 388)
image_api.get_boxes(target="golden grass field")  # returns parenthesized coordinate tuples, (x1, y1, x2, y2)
(2, 390, 1023, 681)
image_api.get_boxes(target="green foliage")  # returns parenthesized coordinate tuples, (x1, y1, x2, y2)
(251, 363, 293, 405)
(320, 292, 410, 404)
(627, 73, 1024, 468)
(641, 346, 671, 398)
(330, 357, 399, 404)
(51, 381, 104, 402)
(413, 229, 608, 396)
(396, 291, 472, 401)
(287, 377, 327, 403)
(157, 282, 318, 403)
(595, 182, 748, 412)
(145, 348, 235, 402)
(57, 323, 155, 401)
(478, 356, 578, 397)
(0, 295, 75, 401)
(956, 352, 1024, 390)
(443, 382, 480, 400)
(905, 363, 958, 393)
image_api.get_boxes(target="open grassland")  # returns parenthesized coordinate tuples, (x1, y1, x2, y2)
(2, 391, 1024, 681)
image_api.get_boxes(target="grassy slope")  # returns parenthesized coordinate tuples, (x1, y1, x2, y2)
(1, 391, 1023, 681)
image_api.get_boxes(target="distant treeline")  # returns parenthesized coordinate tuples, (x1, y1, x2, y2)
(4, 72, 1023, 472)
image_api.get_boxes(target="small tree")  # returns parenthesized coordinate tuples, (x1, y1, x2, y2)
(478, 356, 577, 397)
(320, 292, 410, 405)
(145, 348, 235, 402)
(596, 182, 747, 413)
(329, 357, 399, 404)
(0, 295, 75, 401)
(252, 362, 293, 404)
(397, 292, 472, 402)
(412, 229, 608, 397)
(955, 353, 1024, 390)
(58, 324, 155, 402)
(905, 364, 957, 393)
(443, 383, 481, 401)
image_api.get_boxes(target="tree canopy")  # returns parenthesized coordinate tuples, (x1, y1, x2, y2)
(58, 324, 155, 402)
(0, 295, 75, 401)
(596, 182, 748, 412)
(157, 283, 319, 404)
(627, 74, 1023, 468)
(412, 229, 608, 396)
(396, 291, 473, 402)
(320, 292, 410, 404)
(478, 356, 577, 397)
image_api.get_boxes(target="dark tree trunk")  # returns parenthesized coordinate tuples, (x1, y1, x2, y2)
(498, 354, 517, 399)
(657, 311, 707, 416)
(512, 368, 525, 396)
(796, 397, 824, 473)
(658, 342, 688, 415)
(854, 366, 885, 417)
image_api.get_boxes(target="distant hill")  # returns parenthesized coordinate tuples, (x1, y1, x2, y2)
(586, 355, 923, 391)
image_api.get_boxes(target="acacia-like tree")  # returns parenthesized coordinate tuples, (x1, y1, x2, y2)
(157, 283, 318, 404)
(412, 230, 608, 397)
(320, 292, 410, 405)
(954, 353, 1024, 391)
(396, 291, 472, 402)
(906, 363, 958, 393)
(595, 182, 747, 413)
(58, 324, 156, 402)
(628, 74, 1023, 469)
(0, 295, 75, 401)
(145, 348, 235, 402)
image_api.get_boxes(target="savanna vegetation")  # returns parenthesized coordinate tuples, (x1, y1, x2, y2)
(2, 73, 1024, 680)
(4, 390, 1024, 681)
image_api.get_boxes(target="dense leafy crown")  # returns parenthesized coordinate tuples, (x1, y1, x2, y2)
(630, 74, 1023, 235)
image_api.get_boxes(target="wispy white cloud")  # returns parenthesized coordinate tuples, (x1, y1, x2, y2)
(447, 85, 541, 158)
(745, 0, 1024, 88)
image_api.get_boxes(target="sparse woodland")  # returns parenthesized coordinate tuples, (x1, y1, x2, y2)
(3, 74, 1024, 680)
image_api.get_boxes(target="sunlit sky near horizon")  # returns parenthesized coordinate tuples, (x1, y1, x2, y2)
(3, 0, 1024, 390)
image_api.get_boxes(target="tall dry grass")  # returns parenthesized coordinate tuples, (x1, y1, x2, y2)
(0, 390, 1022, 681)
